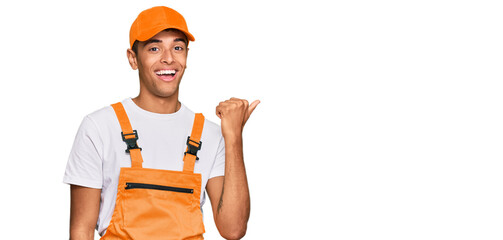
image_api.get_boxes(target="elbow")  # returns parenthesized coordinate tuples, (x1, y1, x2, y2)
(221, 229, 247, 240)
(215, 206, 250, 240)
(218, 223, 248, 240)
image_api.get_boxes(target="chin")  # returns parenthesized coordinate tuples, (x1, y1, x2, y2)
(155, 89, 179, 98)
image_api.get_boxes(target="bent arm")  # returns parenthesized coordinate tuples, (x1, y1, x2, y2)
(70, 185, 101, 240)
(208, 97, 259, 239)
(207, 136, 250, 240)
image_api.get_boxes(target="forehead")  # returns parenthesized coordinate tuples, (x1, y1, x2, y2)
(143, 29, 188, 45)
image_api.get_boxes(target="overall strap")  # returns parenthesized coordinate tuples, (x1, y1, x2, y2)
(183, 113, 205, 173)
(111, 102, 143, 168)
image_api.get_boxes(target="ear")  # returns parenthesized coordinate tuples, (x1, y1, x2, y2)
(127, 49, 138, 70)
(185, 48, 189, 69)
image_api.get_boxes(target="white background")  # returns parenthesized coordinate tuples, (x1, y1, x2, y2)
(1, 0, 502, 239)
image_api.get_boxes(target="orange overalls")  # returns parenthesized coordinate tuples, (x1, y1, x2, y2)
(101, 102, 205, 240)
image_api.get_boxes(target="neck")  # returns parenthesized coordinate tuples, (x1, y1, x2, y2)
(132, 95, 180, 114)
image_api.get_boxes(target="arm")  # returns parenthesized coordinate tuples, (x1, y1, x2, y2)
(70, 185, 101, 240)
(207, 98, 259, 240)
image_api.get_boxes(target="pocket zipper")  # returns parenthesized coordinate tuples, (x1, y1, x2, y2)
(125, 182, 194, 194)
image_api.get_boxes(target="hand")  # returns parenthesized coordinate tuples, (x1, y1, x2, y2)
(216, 98, 260, 139)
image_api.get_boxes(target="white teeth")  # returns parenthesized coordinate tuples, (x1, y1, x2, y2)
(155, 70, 176, 75)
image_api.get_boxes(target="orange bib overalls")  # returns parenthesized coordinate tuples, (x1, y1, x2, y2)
(101, 102, 205, 240)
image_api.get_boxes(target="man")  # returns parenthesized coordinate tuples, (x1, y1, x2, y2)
(63, 6, 259, 240)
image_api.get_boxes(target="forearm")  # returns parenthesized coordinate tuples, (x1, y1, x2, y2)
(216, 135, 250, 237)
(70, 185, 100, 240)
(213, 97, 258, 239)
(69, 229, 94, 240)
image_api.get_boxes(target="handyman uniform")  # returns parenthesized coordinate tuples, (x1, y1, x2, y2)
(64, 6, 223, 239)
(63, 98, 225, 237)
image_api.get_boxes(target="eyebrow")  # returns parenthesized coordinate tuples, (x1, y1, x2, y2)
(144, 38, 187, 46)
(174, 38, 188, 46)
(144, 39, 162, 46)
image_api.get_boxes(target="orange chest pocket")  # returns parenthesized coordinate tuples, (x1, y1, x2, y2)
(109, 167, 205, 240)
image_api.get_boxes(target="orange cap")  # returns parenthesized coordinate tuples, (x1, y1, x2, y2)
(129, 6, 195, 49)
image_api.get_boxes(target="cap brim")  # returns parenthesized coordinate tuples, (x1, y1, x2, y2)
(136, 25, 195, 43)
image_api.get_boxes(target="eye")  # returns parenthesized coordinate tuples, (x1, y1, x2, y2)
(149, 47, 159, 52)
(174, 46, 184, 51)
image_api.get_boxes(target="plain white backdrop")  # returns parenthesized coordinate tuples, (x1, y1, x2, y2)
(1, 0, 502, 239)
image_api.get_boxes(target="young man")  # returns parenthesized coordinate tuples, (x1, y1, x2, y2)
(63, 6, 259, 240)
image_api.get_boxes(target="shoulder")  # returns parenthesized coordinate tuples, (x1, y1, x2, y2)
(86, 98, 135, 125)
(203, 117, 222, 139)
(84, 104, 116, 127)
(79, 101, 127, 137)
(183, 105, 222, 139)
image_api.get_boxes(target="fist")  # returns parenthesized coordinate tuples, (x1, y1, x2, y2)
(216, 97, 260, 139)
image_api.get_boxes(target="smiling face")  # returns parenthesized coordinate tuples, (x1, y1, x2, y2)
(127, 29, 189, 101)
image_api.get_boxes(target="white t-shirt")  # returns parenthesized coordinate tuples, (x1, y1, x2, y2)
(63, 98, 225, 236)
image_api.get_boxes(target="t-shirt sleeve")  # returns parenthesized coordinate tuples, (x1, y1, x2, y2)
(63, 115, 103, 189)
(209, 135, 225, 179)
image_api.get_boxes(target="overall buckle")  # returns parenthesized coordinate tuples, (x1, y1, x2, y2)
(184, 136, 202, 160)
(121, 130, 142, 153)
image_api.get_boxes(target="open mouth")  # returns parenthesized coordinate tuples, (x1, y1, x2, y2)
(155, 69, 177, 82)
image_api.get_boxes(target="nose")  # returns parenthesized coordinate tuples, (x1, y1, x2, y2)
(161, 50, 174, 64)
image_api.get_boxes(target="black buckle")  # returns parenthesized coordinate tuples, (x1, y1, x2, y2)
(121, 130, 142, 153)
(184, 136, 202, 160)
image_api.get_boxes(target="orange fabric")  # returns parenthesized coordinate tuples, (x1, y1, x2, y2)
(111, 102, 143, 168)
(102, 102, 205, 239)
(183, 113, 205, 173)
(111, 103, 134, 134)
(128, 149, 143, 169)
(101, 168, 204, 240)
(129, 6, 195, 49)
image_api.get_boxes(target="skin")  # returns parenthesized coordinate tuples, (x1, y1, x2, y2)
(69, 29, 259, 240)
(210, 97, 259, 239)
(69, 185, 100, 240)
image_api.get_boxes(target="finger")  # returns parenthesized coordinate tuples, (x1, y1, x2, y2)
(215, 105, 223, 119)
(244, 100, 260, 125)
(248, 100, 260, 116)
